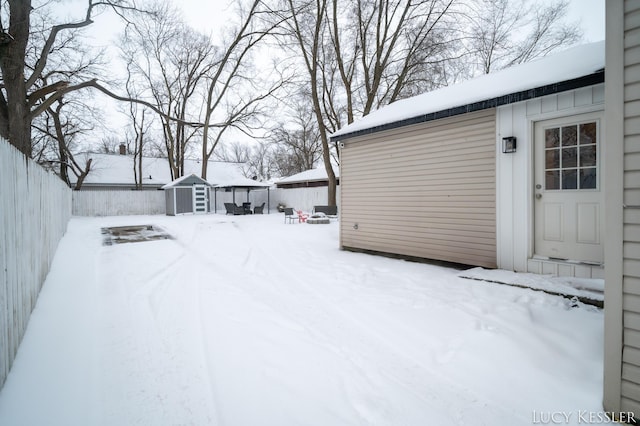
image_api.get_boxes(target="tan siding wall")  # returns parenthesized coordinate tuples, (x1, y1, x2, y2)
(622, 0, 640, 414)
(340, 109, 496, 268)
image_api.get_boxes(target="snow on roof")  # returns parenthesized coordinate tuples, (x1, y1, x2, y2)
(70, 153, 246, 187)
(214, 176, 272, 188)
(276, 166, 339, 184)
(161, 173, 212, 189)
(332, 41, 605, 139)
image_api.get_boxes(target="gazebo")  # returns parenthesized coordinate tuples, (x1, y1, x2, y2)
(212, 177, 272, 214)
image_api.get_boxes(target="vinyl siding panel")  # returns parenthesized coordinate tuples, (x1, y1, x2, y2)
(622, 0, 640, 413)
(340, 109, 496, 268)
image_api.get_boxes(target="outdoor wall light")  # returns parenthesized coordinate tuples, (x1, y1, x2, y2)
(502, 136, 517, 153)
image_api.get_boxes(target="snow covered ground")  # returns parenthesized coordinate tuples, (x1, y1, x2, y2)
(0, 213, 604, 425)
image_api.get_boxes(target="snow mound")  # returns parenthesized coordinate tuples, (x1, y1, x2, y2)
(459, 267, 604, 304)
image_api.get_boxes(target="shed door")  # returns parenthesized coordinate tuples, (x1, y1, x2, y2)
(533, 112, 603, 264)
(193, 184, 208, 214)
(175, 187, 193, 214)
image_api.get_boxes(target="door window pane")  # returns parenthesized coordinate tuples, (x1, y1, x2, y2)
(546, 128, 560, 148)
(562, 126, 577, 146)
(543, 122, 598, 191)
(580, 145, 596, 167)
(580, 123, 597, 145)
(562, 169, 577, 189)
(546, 170, 560, 190)
(580, 168, 597, 189)
(546, 149, 560, 169)
(562, 147, 577, 168)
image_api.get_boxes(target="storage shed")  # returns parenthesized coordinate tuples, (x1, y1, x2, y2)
(332, 41, 605, 277)
(162, 174, 212, 216)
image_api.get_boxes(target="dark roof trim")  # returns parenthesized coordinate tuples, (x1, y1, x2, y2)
(330, 71, 605, 142)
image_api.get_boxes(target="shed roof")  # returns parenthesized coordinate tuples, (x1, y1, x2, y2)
(161, 174, 212, 189)
(331, 41, 605, 141)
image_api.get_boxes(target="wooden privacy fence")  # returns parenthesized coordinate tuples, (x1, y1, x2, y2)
(270, 187, 341, 213)
(73, 190, 165, 216)
(71, 187, 339, 217)
(0, 139, 72, 390)
(210, 187, 340, 214)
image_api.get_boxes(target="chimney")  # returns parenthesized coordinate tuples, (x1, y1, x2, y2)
(119, 143, 126, 155)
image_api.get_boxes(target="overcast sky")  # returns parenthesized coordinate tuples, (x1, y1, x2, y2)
(72, 0, 605, 49)
(567, 0, 605, 41)
(52, 0, 605, 149)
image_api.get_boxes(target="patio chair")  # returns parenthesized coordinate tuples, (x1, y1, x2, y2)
(297, 210, 309, 223)
(283, 207, 298, 223)
(254, 202, 265, 214)
(242, 202, 253, 214)
(313, 205, 338, 218)
(224, 202, 245, 215)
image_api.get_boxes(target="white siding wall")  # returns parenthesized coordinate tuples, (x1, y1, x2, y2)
(604, 0, 640, 416)
(73, 190, 165, 216)
(496, 83, 605, 277)
(0, 139, 72, 389)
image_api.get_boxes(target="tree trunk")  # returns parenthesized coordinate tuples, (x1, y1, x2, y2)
(201, 123, 209, 179)
(0, 0, 32, 155)
(73, 158, 92, 190)
(50, 106, 70, 186)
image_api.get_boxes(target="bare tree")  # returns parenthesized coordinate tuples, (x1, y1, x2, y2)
(120, 1, 214, 180)
(0, 0, 142, 157)
(465, 0, 582, 74)
(280, 0, 457, 205)
(122, 59, 155, 189)
(42, 99, 95, 189)
(98, 135, 120, 154)
(246, 141, 274, 180)
(25, 4, 114, 188)
(199, 0, 290, 179)
(268, 96, 322, 174)
(29, 99, 94, 189)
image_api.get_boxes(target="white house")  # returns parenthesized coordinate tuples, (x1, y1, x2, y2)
(69, 153, 246, 190)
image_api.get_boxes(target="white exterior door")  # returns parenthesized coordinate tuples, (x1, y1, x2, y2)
(533, 112, 604, 264)
(193, 184, 208, 214)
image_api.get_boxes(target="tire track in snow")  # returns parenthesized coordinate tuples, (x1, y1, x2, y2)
(170, 220, 256, 425)
(100, 228, 224, 425)
(219, 229, 527, 424)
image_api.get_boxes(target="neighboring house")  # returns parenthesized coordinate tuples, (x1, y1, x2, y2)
(276, 167, 339, 189)
(68, 153, 246, 190)
(331, 41, 605, 276)
(604, 0, 640, 419)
